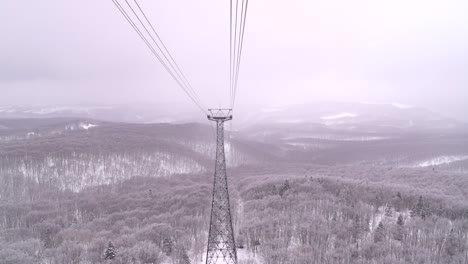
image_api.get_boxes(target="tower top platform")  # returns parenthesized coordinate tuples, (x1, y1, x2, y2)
(207, 109, 233, 121)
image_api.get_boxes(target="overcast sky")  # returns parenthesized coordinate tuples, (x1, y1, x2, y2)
(1, 0, 467, 120)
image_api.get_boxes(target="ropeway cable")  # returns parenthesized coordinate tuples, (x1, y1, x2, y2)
(111, 0, 207, 114)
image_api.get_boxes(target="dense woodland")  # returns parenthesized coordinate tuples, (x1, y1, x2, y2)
(1, 165, 467, 264)
(0, 119, 467, 263)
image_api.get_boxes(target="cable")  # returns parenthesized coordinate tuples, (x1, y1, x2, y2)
(112, 0, 249, 115)
(232, 0, 249, 108)
(122, 0, 206, 113)
(229, 0, 233, 109)
(231, 0, 239, 109)
(111, 0, 207, 114)
(132, 0, 205, 110)
(232, 0, 244, 108)
(230, 0, 249, 110)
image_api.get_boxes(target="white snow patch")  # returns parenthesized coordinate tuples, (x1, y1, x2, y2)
(32, 107, 72, 115)
(412, 155, 468, 167)
(360, 101, 414, 109)
(320, 112, 358, 120)
(195, 249, 262, 264)
(0, 107, 16, 113)
(369, 210, 385, 232)
(238, 248, 263, 264)
(28, 106, 114, 115)
(79, 123, 98, 130)
(285, 135, 390, 142)
(26, 132, 38, 137)
(47, 157, 55, 168)
(287, 142, 309, 149)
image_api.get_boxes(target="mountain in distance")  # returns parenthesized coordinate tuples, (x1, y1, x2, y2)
(0, 104, 204, 124)
(0, 102, 465, 134)
(237, 102, 464, 133)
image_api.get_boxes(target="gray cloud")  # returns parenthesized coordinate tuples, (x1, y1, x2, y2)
(0, 0, 467, 120)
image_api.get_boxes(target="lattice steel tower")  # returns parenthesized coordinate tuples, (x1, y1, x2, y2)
(205, 109, 238, 264)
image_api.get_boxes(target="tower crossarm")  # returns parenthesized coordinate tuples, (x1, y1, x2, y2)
(207, 109, 233, 122)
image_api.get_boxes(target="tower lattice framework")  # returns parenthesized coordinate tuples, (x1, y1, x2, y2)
(206, 109, 237, 264)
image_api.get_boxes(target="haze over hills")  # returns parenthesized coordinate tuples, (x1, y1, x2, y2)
(240, 102, 464, 132)
(0, 102, 465, 132)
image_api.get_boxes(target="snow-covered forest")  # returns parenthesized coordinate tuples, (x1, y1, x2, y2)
(0, 118, 467, 263)
(2, 0, 468, 260)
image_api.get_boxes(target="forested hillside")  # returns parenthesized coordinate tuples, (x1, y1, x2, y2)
(0, 119, 273, 194)
(0, 118, 467, 263)
(1, 165, 467, 263)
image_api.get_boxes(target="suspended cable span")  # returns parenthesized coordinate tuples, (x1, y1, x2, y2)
(229, 0, 233, 108)
(122, 0, 205, 111)
(230, 0, 239, 109)
(232, 0, 243, 109)
(232, 0, 249, 108)
(115, 0, 206, 113)
(230, 0, 249, 109)
(111, 0, 207, 114)
(131, 0, 205, 109)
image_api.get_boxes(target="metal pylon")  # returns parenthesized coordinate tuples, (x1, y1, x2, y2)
(206, 109, 237, 264)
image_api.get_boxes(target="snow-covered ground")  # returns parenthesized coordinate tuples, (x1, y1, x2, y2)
(0, 108, 16, 113)
(194, 249, 262, 264)
(285, 135, 390, 142)
(321, 112, 358, 120)
(79, 123, 98, 130)
(64, 123, 99, 131)
(360, 102, 414, 109)
(286, 142, 330, 150)
(412, 155, 468, 167)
